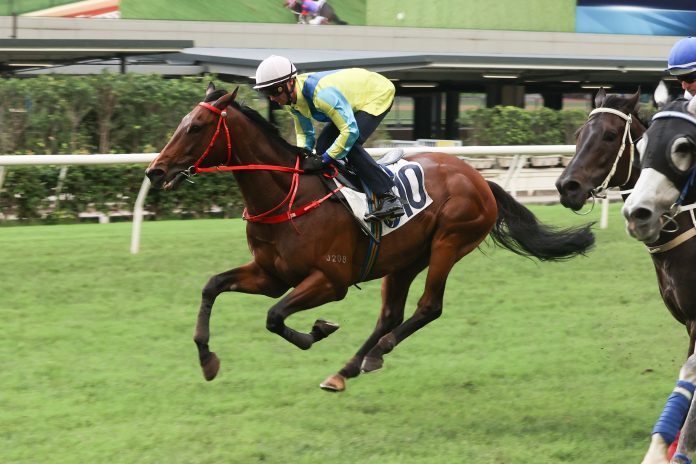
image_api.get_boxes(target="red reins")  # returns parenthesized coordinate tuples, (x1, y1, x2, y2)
(191, 101, 342, 225)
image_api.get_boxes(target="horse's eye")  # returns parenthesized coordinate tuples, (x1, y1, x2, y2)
(602, 131, 618, 142)
(670, 136, 695, 173)
(188, 124, 202, 134)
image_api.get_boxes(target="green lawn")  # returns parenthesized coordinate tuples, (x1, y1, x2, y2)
(0, 0, 75, 15)
(0, 203, 685, 463)
(120, 0, 366, 25)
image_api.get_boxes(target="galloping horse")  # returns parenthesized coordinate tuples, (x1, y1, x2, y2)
(622, 95, 696, 464)
(558, 89, 696, 464)
(146, 83, 594, 393)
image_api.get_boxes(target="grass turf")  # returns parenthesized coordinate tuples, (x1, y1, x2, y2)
(0, 203, 686, 463)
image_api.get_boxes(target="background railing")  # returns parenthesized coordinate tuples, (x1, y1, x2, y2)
(0, 145, 616, 253)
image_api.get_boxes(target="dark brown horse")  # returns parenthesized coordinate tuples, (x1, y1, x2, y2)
(557, 89, 696, 463)
(146, 83, 593, 393)
(556, 88, 643, 211)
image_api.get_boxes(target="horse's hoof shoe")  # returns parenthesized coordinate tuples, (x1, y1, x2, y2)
(360, 356, 383, 373)
(319, 374, 346, 392)
(201, 352, 220, 381)
(313, 319, 340, 338)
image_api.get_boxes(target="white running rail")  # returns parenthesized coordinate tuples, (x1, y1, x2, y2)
(0, 145, 605, 254)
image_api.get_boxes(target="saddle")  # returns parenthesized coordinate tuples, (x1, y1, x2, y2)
(326, 148, 406, 194)
(317, 148, 406, 239)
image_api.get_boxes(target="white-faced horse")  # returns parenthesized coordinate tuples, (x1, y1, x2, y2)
(623, 95, 696, 464)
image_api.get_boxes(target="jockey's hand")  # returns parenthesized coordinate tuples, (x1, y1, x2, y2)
(302, 152, 331, 172)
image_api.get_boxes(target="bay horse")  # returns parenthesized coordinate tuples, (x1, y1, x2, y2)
(146, 83, 594, 393)
(622, 95, 696, 464)
(557, 89, 696, 464)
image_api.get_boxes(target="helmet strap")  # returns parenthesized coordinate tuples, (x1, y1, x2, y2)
(283, 78, 296, 104)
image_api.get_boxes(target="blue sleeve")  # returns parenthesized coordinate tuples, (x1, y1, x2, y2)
(290, 108, 316, 151)
(314, 87, 359, 159)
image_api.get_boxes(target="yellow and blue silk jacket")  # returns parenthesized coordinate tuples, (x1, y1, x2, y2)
(288, 68, 395, 160)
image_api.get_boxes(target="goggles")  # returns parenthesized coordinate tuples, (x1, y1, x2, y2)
(259, 83, 287, 97)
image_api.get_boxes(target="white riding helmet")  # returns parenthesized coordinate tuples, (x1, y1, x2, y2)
(253, 55, 298, 90)
(667, 37, 696, 76)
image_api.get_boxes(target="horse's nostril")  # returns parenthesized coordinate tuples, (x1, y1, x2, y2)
(146, 168, 166, 187)
(562, 180, 581, 194)
(632, 207, 652, 222)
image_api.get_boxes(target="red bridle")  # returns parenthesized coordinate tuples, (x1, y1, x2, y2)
(189, 101, 342, 226)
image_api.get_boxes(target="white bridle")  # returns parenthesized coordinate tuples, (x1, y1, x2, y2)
(587, 107, 635, 195)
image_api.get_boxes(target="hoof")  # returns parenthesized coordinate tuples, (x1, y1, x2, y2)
(313, 319, 340, 339)
(319, 374, 346, 392)
(361, 356, 383, 373)
(201, 352, 220, 381)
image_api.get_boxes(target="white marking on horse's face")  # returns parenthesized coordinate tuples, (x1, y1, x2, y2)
(181, 112, 193, 127)
(622, 168, 680, 243)
(636, 134, 648, 162)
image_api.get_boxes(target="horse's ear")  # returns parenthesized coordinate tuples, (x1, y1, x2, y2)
(213, 88, 238, 110)
(627, 87, 640, 113)
(654, 80, 670, 109)
(688, 96, 696, 116)
(594, 87, 607, 108)
(205, 82, 216, 97)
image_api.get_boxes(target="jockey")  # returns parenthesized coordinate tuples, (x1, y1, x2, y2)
(253, 55, 405, 223)
(667, 37, 696, 99)
(301, 0, 323, 16)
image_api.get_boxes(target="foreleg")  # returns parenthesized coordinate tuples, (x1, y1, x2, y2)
(194, 261, 287, 381)
(642, 355, 696, 464)
(265, 270, 344, 350)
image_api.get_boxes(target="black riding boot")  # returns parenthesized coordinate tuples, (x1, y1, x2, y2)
(364, 192, 405, 223)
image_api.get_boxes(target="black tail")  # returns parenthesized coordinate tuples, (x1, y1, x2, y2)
(486, 181, 595, 261)
(321, 4, 348, 24)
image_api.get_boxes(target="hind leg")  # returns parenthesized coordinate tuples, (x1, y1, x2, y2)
(362, 234, 479, 373)
(320, 260, 426, 392)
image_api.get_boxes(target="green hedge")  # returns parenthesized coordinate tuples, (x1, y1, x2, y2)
(0, 74, 263, 222)
(460, 106, 588, 146)
(0, 74, 610, 223)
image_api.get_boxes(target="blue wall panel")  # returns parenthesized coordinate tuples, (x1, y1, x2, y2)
(576, 2, 696, 35)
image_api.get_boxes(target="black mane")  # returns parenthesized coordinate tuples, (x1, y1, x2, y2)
(204, 88, 302, 155)
(601, 93, 649, 127)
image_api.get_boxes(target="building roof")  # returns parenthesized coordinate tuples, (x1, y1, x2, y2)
(4, 18, 678, 95)
(161, 47, 670, 94)
(0, 38, 193, 74)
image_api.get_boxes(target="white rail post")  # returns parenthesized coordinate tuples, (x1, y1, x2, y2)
(0, 166, 5, 220)
(130, 176, 151, 254)
(54, 166, 69, 212)
(501, 154, 520, 191)
(600, 196, 610, 229)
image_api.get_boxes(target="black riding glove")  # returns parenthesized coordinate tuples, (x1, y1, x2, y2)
(302, 152, 330, 172)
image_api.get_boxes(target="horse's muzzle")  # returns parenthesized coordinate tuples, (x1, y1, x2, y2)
(555, 177, 589, 211)
(145, 168, 166, 189)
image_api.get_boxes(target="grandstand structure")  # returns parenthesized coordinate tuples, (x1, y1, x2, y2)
(0, 5, 684, 140)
